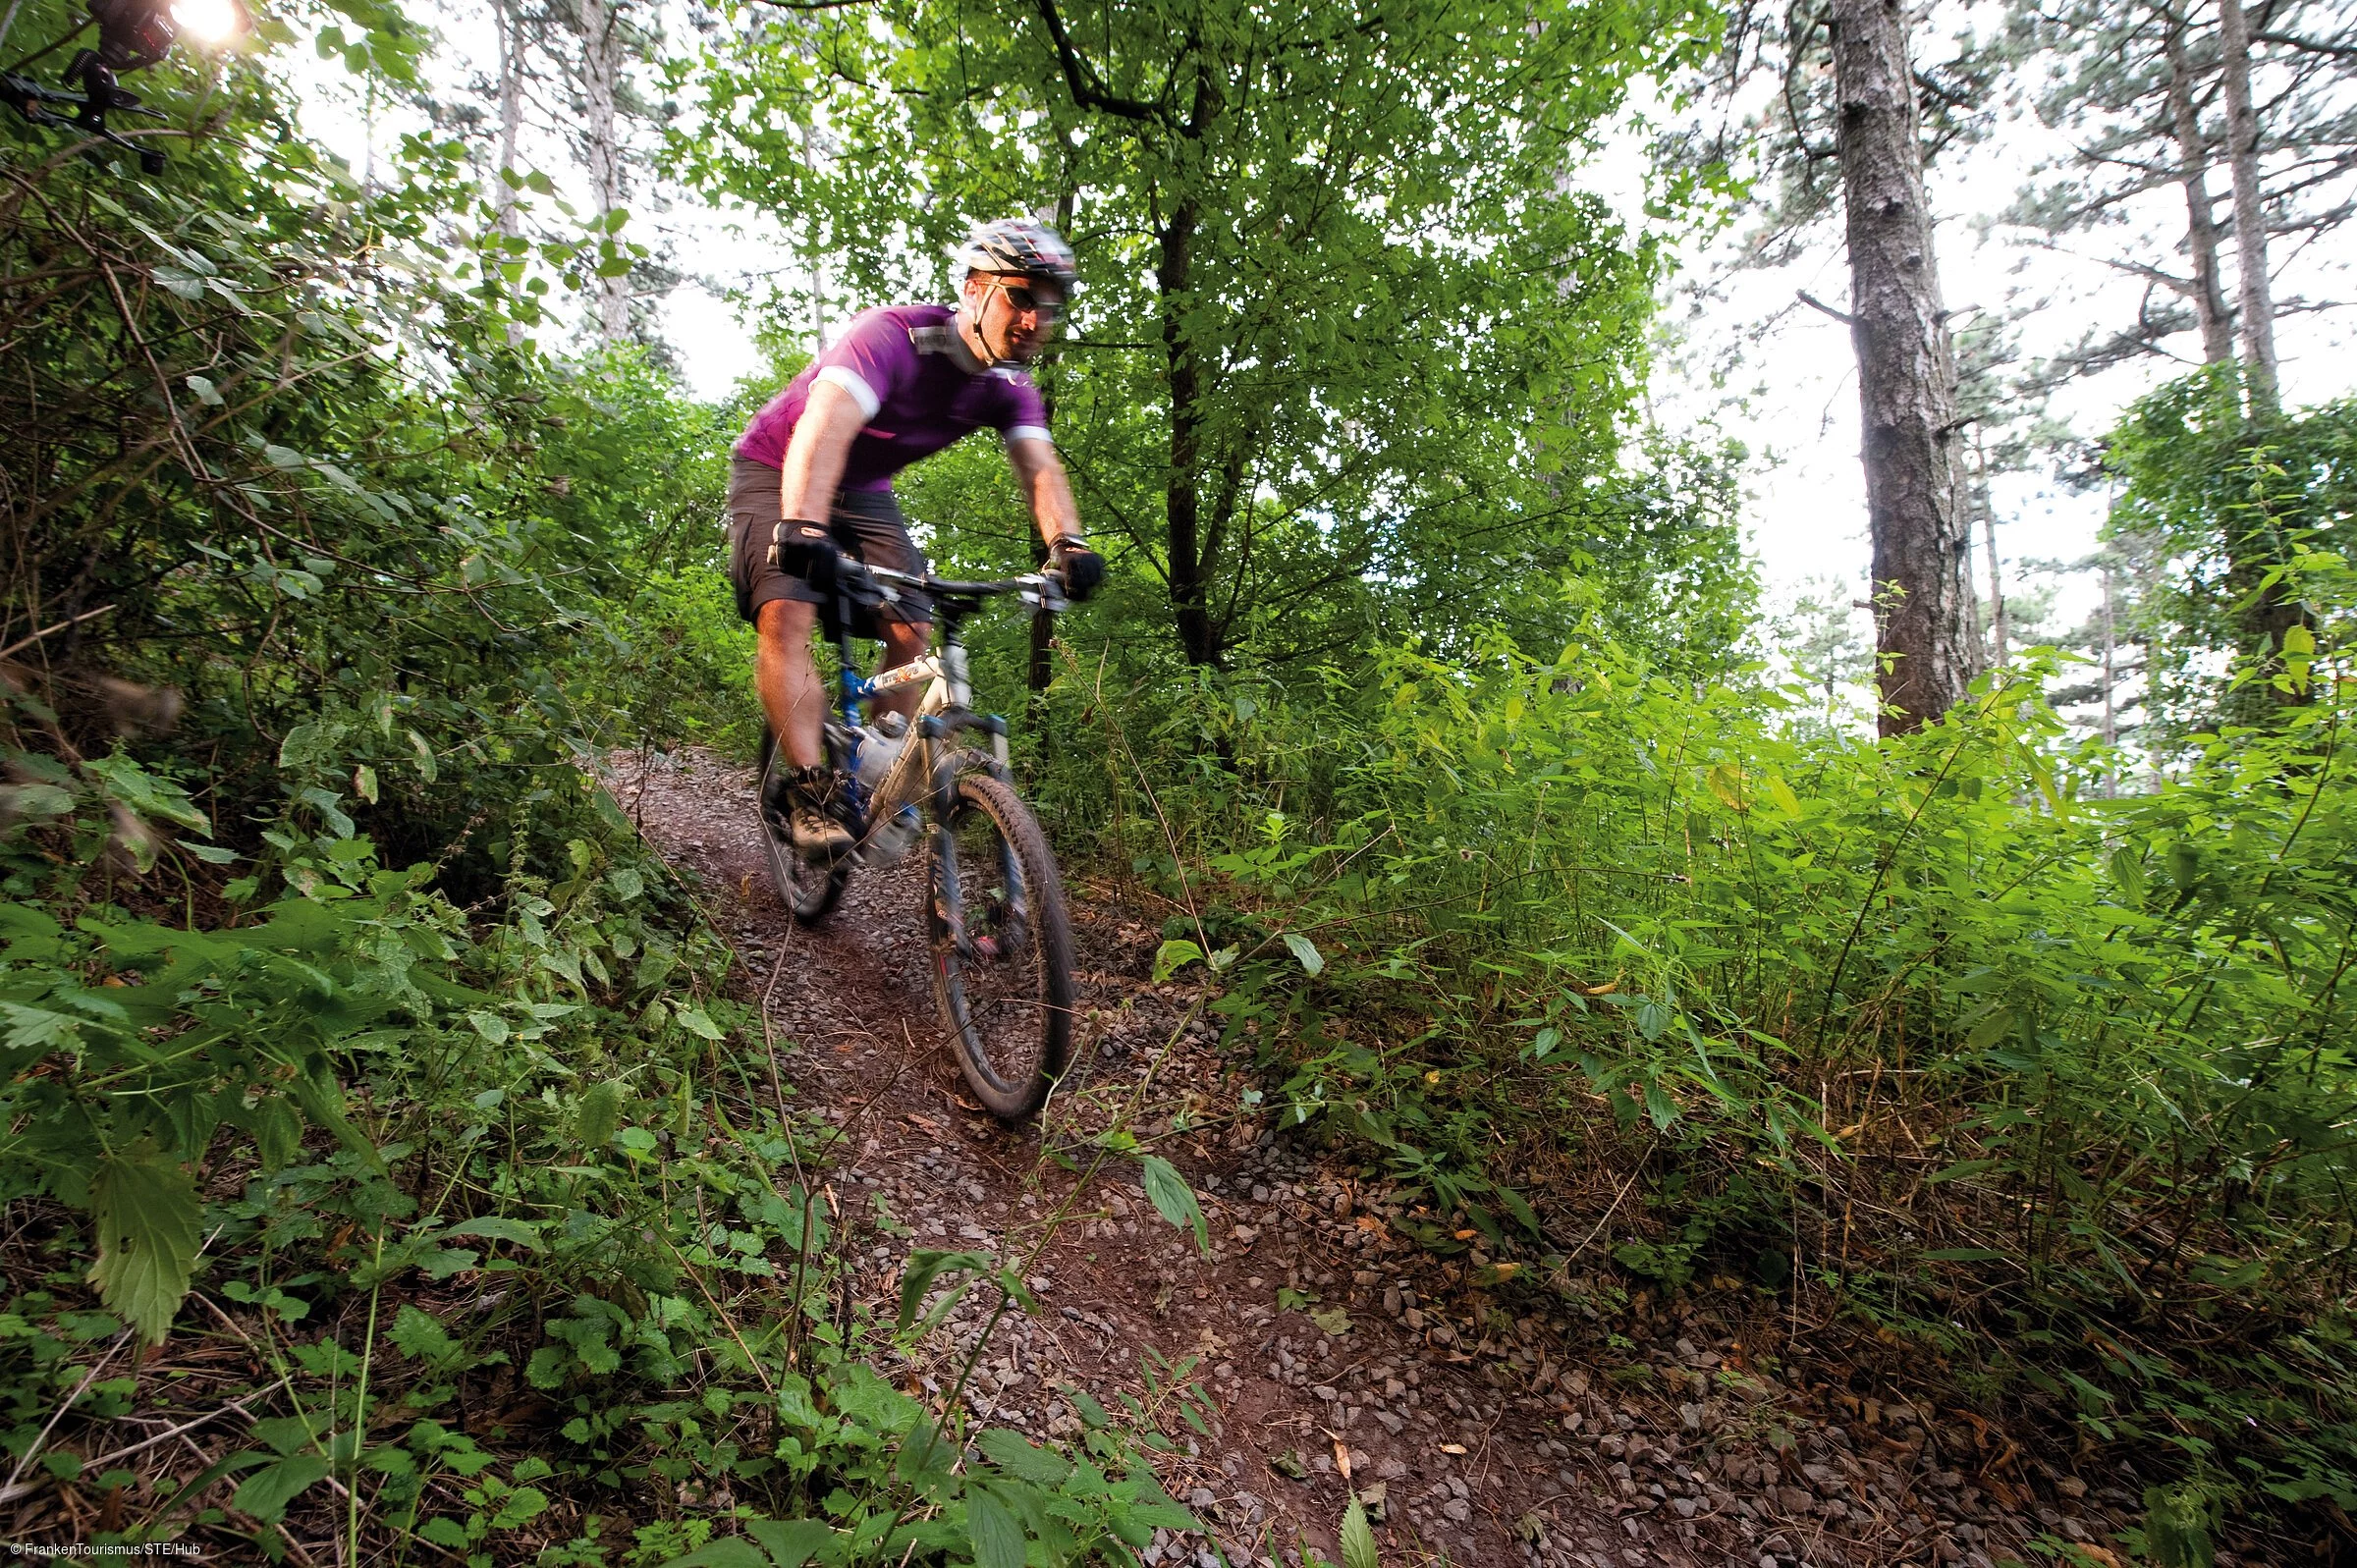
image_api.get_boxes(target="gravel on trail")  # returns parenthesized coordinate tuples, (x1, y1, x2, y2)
(616, 747, 2157, 1568)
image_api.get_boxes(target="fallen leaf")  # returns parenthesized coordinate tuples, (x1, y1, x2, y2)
(1332, 1438, 1351, 1482)
(1440, 1442, 1466, 1455)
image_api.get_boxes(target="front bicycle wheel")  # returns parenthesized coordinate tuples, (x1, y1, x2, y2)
(756, 730, 851, 925)
(929, 772, 1074, 1120)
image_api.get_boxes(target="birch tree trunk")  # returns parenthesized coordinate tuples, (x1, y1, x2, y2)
(1829, 0, 1977, 735)
(2164, 25, 2234, 366)
(577, 0, 629, 346)
(491, 0, 527, 243)
(2216, 0, 2277, 410)
(1972, 430, 2007, 667)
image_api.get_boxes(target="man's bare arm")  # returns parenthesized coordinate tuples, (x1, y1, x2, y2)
(1007, 436, 1082, 546)
(777, 379, 870, 519)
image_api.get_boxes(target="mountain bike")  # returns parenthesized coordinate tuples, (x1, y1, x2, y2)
(754, 562, 1076, 1120)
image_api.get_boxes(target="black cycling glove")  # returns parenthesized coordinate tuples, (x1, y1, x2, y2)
(1049, 536, 1105, 603)
(771, 519, 843, 593)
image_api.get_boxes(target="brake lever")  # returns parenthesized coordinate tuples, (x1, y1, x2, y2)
(1019, 573, 1069, 614)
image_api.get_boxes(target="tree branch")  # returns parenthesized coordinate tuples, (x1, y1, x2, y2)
(2256, 30, 2357, 61)
(1797, 289, 1856, 326)
(1029, 0, 1162, 122)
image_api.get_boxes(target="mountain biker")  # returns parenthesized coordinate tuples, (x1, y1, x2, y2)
(727, 218, 1105, 860)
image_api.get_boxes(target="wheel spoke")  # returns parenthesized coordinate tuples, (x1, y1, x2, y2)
(930, 773, 1073, 1120)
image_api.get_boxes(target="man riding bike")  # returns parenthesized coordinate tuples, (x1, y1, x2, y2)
(727, 218, 1105, 859)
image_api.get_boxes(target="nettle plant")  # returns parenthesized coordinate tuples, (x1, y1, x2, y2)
(1120, 617, 2357, 1526)
(0, 707, 1211, 1561)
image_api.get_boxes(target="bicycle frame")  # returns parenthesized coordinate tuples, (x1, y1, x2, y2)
(825, 568, 1040, 844)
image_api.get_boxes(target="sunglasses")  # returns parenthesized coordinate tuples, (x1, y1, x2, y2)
(988, 277, 1065, 319)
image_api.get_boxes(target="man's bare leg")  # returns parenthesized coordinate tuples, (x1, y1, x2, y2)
(755, 599, 828, 768)
(871, 620, 933, 725)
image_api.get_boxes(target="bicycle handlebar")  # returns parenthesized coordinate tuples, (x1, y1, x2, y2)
(850, 561, 1069, 615)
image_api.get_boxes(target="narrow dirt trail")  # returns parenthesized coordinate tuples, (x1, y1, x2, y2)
(615, 748, 2107, 1568)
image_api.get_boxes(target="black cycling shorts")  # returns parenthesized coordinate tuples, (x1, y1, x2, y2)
(725, 457, 934, 626)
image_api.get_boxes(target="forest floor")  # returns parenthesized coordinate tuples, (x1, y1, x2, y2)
(617, 748, 2163, 1568)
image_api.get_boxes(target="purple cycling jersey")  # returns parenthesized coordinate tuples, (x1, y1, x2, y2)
(734, 304, 1051, 490)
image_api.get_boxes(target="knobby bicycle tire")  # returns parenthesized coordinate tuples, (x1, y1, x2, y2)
(756, 730, 851, 925)
(929, 772, 1075, 1120)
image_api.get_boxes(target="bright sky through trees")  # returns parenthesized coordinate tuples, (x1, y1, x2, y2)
(281, 0, 2353, 638)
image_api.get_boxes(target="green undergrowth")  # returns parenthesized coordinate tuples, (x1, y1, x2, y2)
(0, 740, 1198, 1563)
(0, 92, 1192, 1562)
(1032, 606, 2357, 1556)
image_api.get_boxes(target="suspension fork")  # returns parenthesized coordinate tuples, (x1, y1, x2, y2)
(922, 711, 1025, 957)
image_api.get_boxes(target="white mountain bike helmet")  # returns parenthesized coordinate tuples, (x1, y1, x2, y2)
(946, 218, 1078, 295)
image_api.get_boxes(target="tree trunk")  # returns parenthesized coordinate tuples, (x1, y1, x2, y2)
(1974, 430, 2007, 666)
(492, 0, 527, 241)
(577, 0, 629, 346)
(1829, 0, 1977, 736)
(2100, 561, 2118, 752)
(1158, 199, 1220, 668)
(2217, 0, 2276, 411)
(2164, 25, 2233, 366)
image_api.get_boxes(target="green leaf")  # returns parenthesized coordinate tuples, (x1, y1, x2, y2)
(419, 1517, 472, 1548)
(1153, 939, 1205, 982)
(1341, 1493, 1380, 1568)
(897, 1250, 990, 1333)
(233, 1454, 331, 1523)
(575, 1080, 623, 1151)
(743, 1519, 838, 1566)
(82, 752, 210, 833)
(466, 1010, 510, 1044)
(977, 1429, 1071, 1487)
(438, 1217, 544, 1251)
(1964, 1007, 2014, 1050)
(676, 1006, 727, 1041)
(1065, 1386, 1109, 1430)
(659, 1541, 770, 1568)
(387, 1304, 459, 1363)
(1494, 1185, 1543, 1235)
(1139, 1157, 1209, 1255)
(1283, 932, 1325, 976)
(297, 785, 355, 838)
(965, 1484, 1026, 1568)
(87, 1151, 202, 1344)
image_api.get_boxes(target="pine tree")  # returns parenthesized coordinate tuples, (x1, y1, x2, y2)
(2001, 0, 2355, 396)
(1701, 0, 1998, 733)
(1829, 0, 1982, 734)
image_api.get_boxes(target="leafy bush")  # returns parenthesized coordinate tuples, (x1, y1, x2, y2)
(0, 33, 1195, 1563)
(1048, 606, 2357, 1540)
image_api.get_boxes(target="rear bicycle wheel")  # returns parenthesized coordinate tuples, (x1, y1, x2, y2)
(929, 772, 1074, 1120)
(756, 730, 851, 925)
